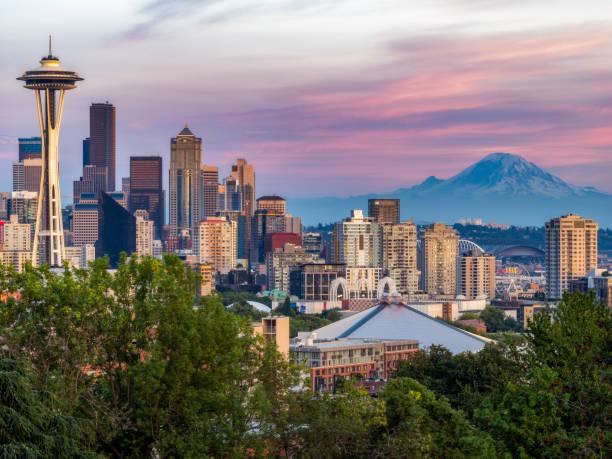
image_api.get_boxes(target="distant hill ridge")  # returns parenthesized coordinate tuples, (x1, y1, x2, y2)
(288, 153, 612, 227)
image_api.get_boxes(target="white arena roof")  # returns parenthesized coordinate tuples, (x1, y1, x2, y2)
(312, 296, 490, 354)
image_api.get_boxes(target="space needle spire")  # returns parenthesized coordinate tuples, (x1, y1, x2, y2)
(17, 39, 83, 267)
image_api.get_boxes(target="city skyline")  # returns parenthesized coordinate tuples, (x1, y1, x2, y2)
(2, 1, 612, 200)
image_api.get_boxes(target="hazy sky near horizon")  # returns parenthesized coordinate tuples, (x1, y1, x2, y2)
(2, 0, 612, 199)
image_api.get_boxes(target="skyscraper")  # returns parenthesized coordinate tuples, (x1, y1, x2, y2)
(230, 159, 255, 259)
(230, 159, 255, 217)
(197, 216, 237, 274)
(201, 165, 219, 219)
(381, 221, 419, 293)
(249, 209, 286, 266)
(456, 251, 496, 300)
(129, 156, 164, 238)
(219, 177, 242, 211)
(419, 223, 458, 296)
(12, 158, 42, 193)
(73, 165, 109, 203)
(169, 125, 202, 237)
(545, 214, 598, 299)
(266, 244, 314, 292)
(17, 39, 83, 267)
(257, 196, 286, 215)
(0, 214, 32, 272)
(368, 199, 400, 224)
(96, 192, 136, 267)
(89, 102, 116, 191)
(134, 209, 154, 256)
(18, 137, 42, 161)
(82, 137, 90, 167)
(333, 210, 381, 268)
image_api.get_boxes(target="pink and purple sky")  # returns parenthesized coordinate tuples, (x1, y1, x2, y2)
(1, 0, 612, 197)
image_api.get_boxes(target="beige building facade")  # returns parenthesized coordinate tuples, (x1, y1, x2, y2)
(197, 216, 237, 274)
(419, 223, 459, 296)
(456, 251, 496, 300)
(334, 210, 381, 268)
(265, 243, 314, 292)
(382, 221, 420, 293)
(545, 214, 598, 299)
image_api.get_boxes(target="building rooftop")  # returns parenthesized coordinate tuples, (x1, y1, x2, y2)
(292, 337, 418, 350)
(227, 300, 271, 313)
(311, 295, 491, 354)
(257, 195, 286, 201)
(178, 124, 194, 136)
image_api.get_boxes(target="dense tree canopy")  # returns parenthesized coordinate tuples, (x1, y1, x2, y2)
(0, 257, 610, 457)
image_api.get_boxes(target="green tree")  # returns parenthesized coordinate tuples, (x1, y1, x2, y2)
(274, 296, 295, 317)
(0, 359, 95, 457)
(475, 366, 568, 457)
(395, 344, 523, 416)
(380, 377, 498, 457)
(322, 308, 342, 322)
(479, 305, 519, 332)
(227, 300, 268, 321)
(0, 255, 273, 457)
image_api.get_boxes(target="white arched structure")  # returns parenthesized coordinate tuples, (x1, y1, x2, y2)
(355, 277, 372, 298)
(377, 277, 397, 298)
(458, 239, 485, 255)
(330, 277, 350, 301)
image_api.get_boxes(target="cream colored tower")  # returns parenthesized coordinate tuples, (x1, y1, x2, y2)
(382, 220, 420, 293)
(419, 223, 458, 296)
(17, 38, 83, 266)
(545, 214, 598, 299)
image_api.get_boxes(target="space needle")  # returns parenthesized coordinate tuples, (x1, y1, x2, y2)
(17, 37, 83, 267)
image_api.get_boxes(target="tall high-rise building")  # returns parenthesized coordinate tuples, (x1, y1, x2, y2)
(368, 199, 400, 224)
(230, 159, 255, 217)
(89, 102, 116, 191)
(382, 221, 419, 293)
(73, 165, 109, 203)
(230, 159, 255, 259)
(169, 125, 202, 236)
(456, 251, 496, 300)
(419, 223, 458, 296)
(219, 177, 242, 212)
(121, 177, 130, 193)
(216, 210, 247, 260)
(7, 191, 38, 227)
(201, 165, 219, 219)
(257, 196, 286, 215)
(96, 192, 136, 267)
(82, 137, 90, 167)
(17, 39, 82, 267)
(302, 232, 323, 256)
(249, 209, 285, 266)
(129, 156, 164, 238)
(0, 192, 10, 220)
(197, 216, 236, 275)
(134, 209, 154, 256)
(72, 202, 98, 247)
(18, 137, 42, 161)
(266, 243, 314, 292)
(333, 210, 381, 268)
(12, 158, 42, 192)
(289, 263, 346, 301)
(545, 214, 598, 299)
(1, 214, 31, 251)
(0, 214, 32, 272)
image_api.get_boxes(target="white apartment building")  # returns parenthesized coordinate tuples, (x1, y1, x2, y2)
(334, 210, 381, 268)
